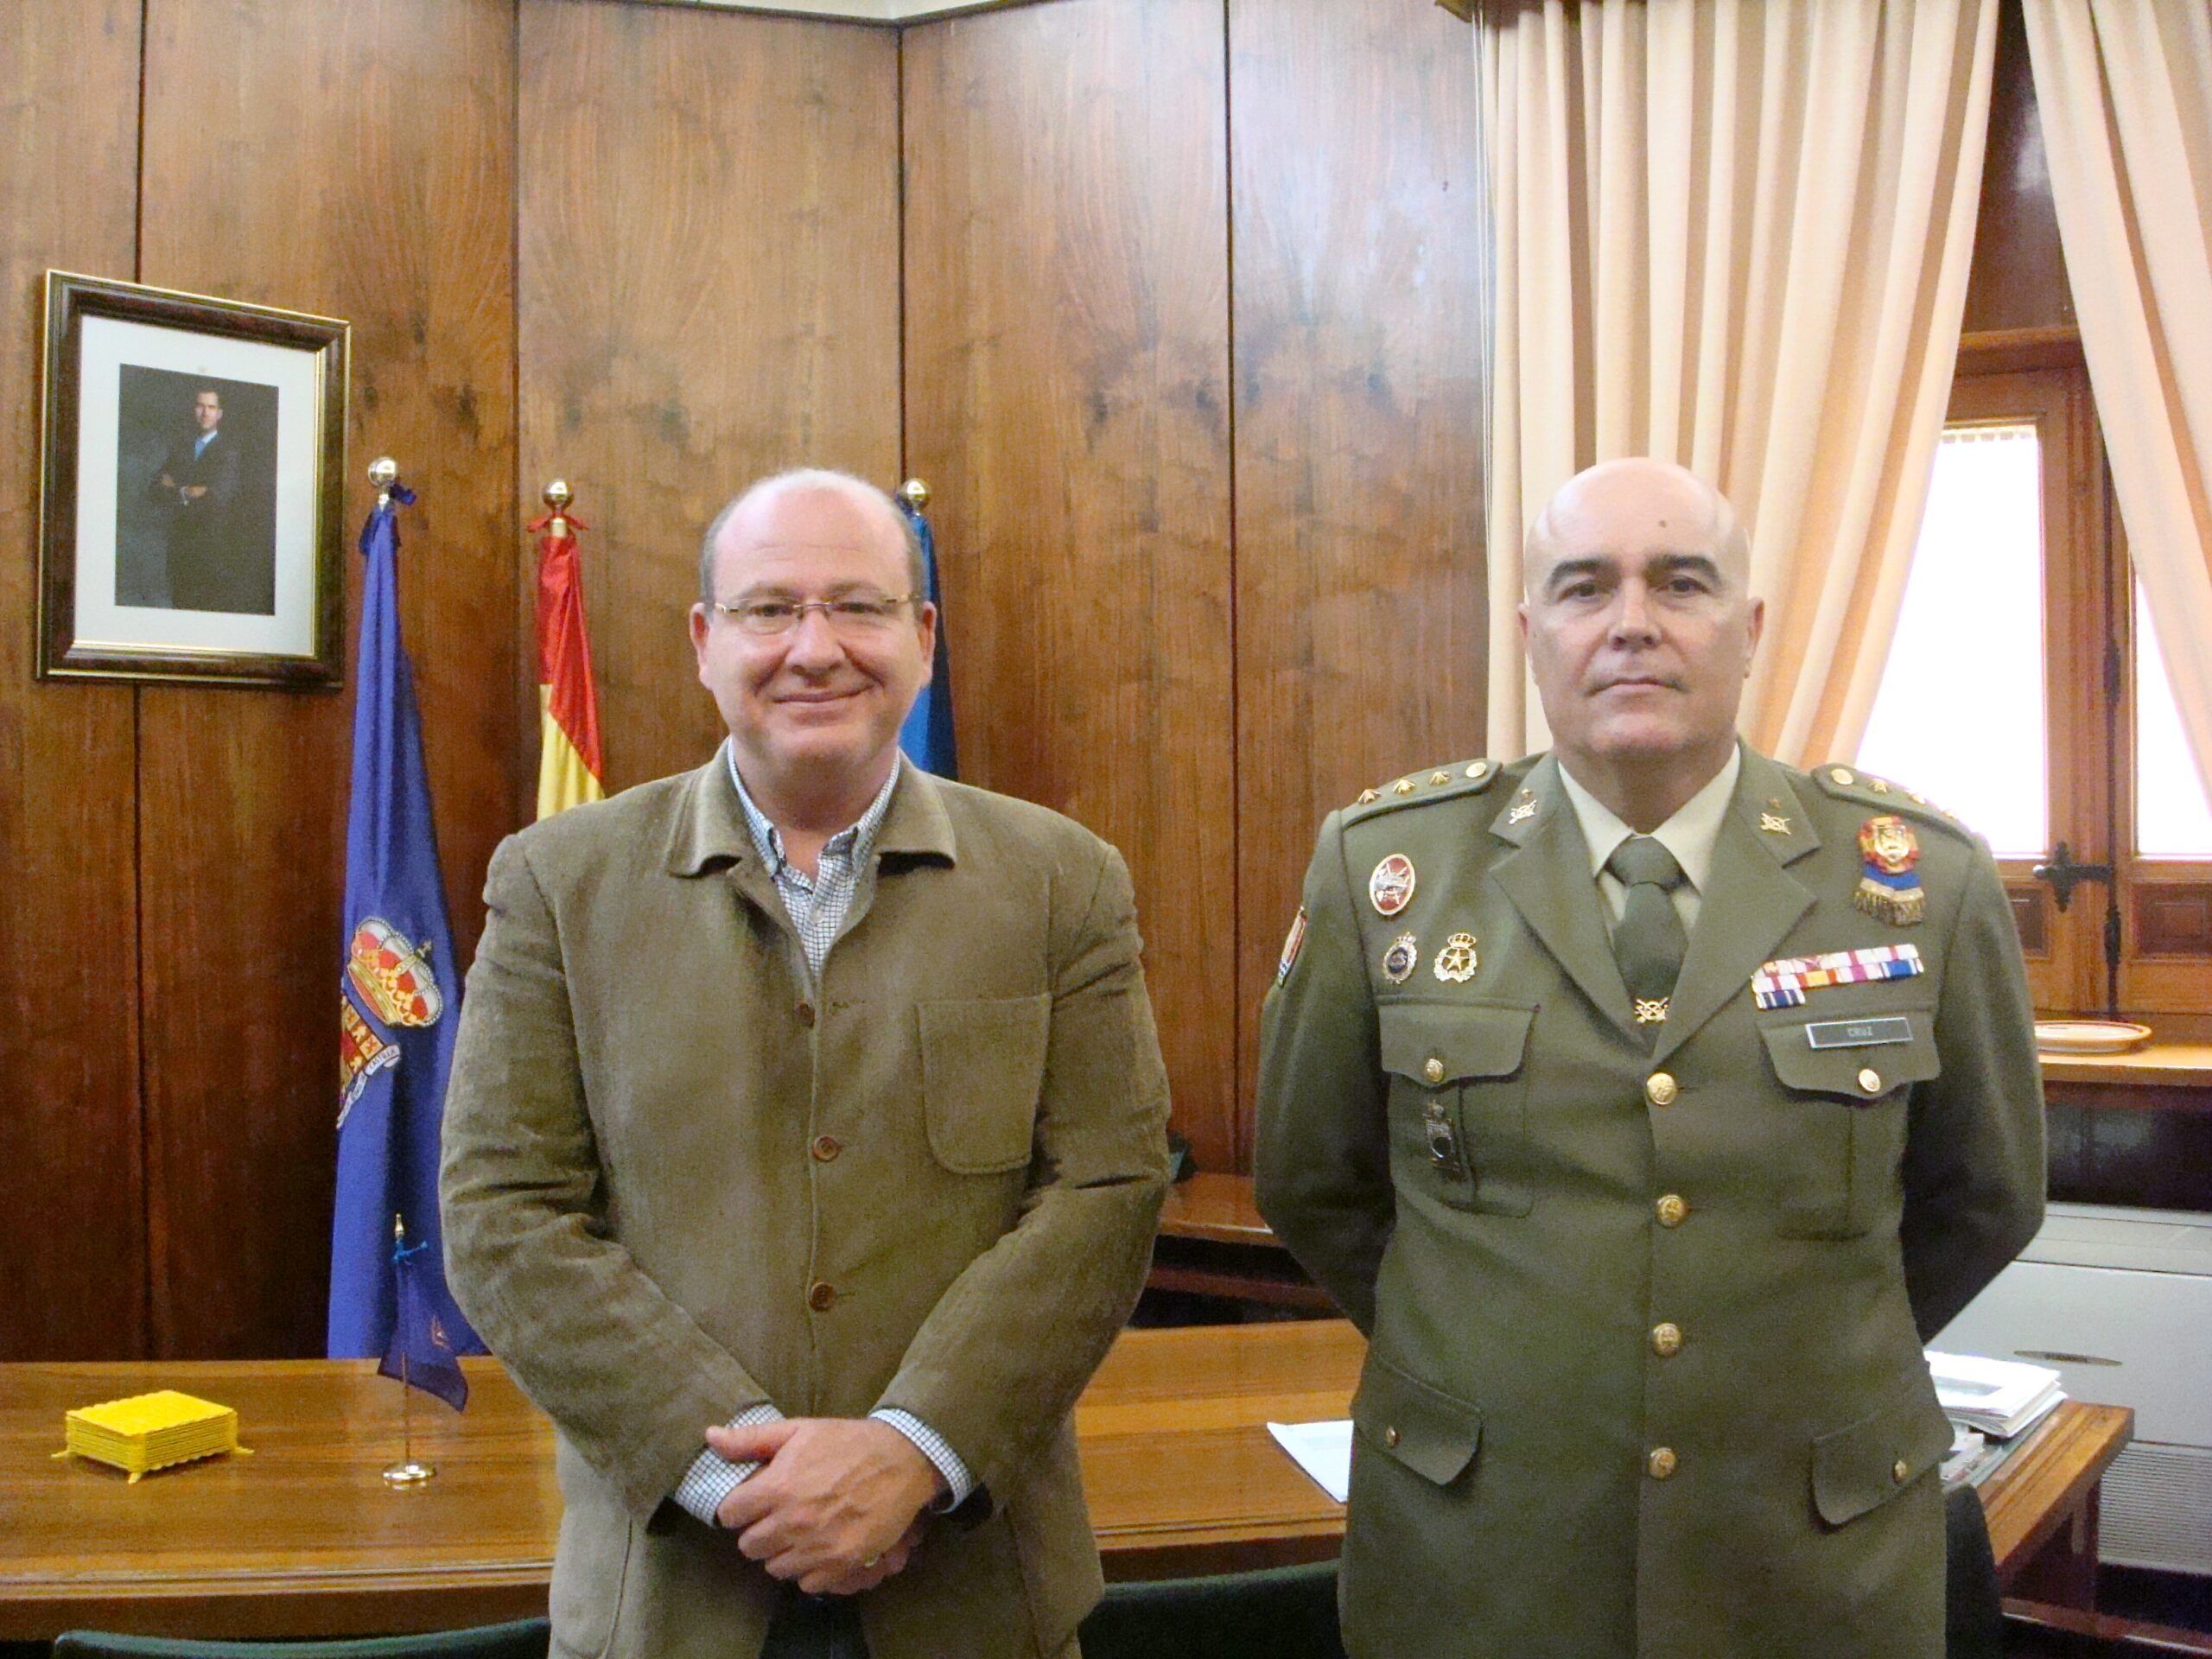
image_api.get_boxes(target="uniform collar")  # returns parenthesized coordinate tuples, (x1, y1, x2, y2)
(1556, 746, 1742, 894)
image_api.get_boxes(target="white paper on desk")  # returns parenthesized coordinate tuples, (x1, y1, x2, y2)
(1268, 1419, 1353, 1503)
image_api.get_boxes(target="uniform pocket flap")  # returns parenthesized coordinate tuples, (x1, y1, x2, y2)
(1351, 1353, 1484, 1486)
(918, 994, 1052, 1173)
(1763, 1014, 1940, 1100)
(1377, 1001, 1535, 1084)
(1809, 1375, 1955, 1526)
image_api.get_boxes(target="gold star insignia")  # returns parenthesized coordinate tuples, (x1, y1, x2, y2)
(1357, 787, 1379, 804)
(1634, 997, 1670, 1025)
(1429, 771, 1451, 786)
(1393, 779, 1415, 796)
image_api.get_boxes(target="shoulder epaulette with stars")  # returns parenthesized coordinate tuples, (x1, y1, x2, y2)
(1810, 764, 1969, 837)
(1345, 759, 1506, 823)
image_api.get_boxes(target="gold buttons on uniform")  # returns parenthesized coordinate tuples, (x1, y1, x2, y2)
(1647, 1447, 1678, 1480)
(1892, 1459, 1910, 1484)
(1829, 766, 1856, 786)
(1424, 1057, 1446, 1084)
(1466, 760, 1490, 780)
(1645, 1072, 1678, 1107)
(1655, 1194, 1688, 1228)
(1858, 1067, 1884, 1095)
(810, 1135, 842, 1162)
(807, 1281, 837, 1312)
(1385, 1426, 1401, 1447)
(1651, 1322, 1683, 1357)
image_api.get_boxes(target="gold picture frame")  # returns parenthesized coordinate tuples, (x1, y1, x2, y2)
(37, 270, 350, 688)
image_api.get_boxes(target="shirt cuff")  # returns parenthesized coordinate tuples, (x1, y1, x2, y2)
(870, 1408, 977, 1510)
(671, 1402, 785, 1527)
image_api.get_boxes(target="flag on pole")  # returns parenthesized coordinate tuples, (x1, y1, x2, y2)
(896, 485, 957, 777)
(329, 474, 483, 1363)
(531, 486, 605, 818)
(381, 1216, 468, 1410)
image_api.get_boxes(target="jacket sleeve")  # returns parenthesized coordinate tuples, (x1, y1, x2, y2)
(873, 840, 1171, 1500)
(1252, 810, 1393, 1334)
(1899, 841, 2047, 1339)
(440, 834, 774, 1519)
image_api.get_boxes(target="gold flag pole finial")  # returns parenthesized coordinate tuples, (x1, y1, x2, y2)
(382, 1209, 435, 1489)
(368, 456, 400, 512)
(543, 479, 573, 539)
(898, 478, 930, 513)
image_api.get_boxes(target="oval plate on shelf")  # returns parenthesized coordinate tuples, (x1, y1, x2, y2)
(2033, 1020, 2154, 1055)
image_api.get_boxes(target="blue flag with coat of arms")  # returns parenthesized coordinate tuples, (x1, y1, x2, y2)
(328, 480, 482, 1380)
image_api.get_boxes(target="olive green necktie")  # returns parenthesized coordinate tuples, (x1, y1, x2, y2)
(1606, 836, 1688, 1035)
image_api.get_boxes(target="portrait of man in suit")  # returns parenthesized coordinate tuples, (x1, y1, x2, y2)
(115, 370, 279, 614)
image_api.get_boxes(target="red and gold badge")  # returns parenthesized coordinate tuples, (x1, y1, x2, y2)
(1853, 815, 1925, 926)
(1369, 854, 1417, 917)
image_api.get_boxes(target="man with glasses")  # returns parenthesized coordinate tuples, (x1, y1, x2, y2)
(443, 469, 1171, 1659)
(1255, 459, 2044, 1658)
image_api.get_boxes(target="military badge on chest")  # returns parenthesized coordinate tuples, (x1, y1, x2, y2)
(1370, 854, 1417, 917)
(1853, 814, 1926, 926)
(1381, 932, 1420, 984)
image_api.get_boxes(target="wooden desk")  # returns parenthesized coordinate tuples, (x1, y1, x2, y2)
(0, 1325, 2131, 1640)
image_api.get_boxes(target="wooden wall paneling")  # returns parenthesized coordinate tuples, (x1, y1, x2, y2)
(0, 4, 148, 1360)
(518, 0, 902, 796)
(902, 0, 1239, 1169)
(1961, 0, 2071, 336)
(136, 0, 518, 1357)
(1228, 0, 1488, 1165)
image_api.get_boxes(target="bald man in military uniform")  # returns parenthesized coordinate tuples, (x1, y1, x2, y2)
(1255, 458, 2044, 1659)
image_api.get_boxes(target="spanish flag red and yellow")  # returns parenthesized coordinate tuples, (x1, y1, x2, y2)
(530, 485, 605, 818)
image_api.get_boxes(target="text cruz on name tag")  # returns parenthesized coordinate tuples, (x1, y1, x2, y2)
(1806, 1016, 1914, 1050)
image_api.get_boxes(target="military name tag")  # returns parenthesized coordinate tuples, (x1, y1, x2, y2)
(1805, 1016, 1913, 1050)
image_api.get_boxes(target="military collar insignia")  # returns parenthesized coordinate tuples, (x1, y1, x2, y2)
(1752, 944, 1923, 1009)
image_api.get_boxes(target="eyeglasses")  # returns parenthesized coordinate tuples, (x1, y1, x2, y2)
(709, 594, 920, 637)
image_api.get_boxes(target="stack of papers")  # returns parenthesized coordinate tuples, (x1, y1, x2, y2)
(64, 1390, 243, 1482)
(1926, 1351, 2065, 1440)
(1267, 1420, 1352, 1503)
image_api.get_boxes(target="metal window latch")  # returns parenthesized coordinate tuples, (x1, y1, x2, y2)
(2031, 840, 2112, 913)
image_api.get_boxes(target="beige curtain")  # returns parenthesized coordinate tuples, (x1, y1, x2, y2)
(2023, 0, 2212, 803)
(1478, 0, 1999, 764)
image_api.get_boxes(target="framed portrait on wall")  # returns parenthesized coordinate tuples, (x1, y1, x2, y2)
(37, 271, 349, 687)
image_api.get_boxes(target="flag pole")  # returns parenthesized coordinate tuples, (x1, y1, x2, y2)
(382, 1211, 435, 1487)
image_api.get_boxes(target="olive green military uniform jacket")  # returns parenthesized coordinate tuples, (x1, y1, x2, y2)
(1255, 747, 2044, 1659)
(441, 760, 1172, 1659)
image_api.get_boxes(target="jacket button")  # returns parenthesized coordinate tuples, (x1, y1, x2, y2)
(807, 1281, 837, 1312)
(1385, 1426, 1400, 1447)
(810, 1135, 842, 1162)
(1645, 1072, 1678, 1107)
(1648, 1446, 1678, 1480)
(1651, 1322, 1683, 1357)
(1892, 1458, 1910, 1484)
(1423, 1057, 1446, 1084)
(1655, 1193, 1688, 1228)
(797, 1001, 817, 1027)
(1858, 1066, 1884, 1095)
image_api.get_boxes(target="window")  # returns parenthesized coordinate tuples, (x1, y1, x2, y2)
(1856, 343, 2212, 1015)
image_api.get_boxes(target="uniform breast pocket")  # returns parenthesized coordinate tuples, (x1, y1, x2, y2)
(1762, 1012, 1940, 1240)
(1377, 1001, 1535, 1217)
(918, 994, 1052, 1174)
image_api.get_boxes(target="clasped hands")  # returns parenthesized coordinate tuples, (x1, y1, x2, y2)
(709, 1417, 944, 1597)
